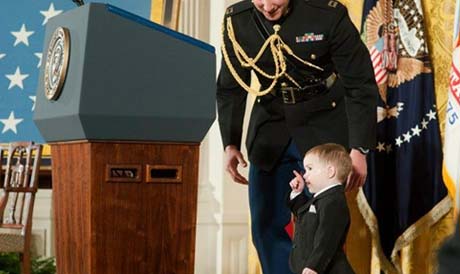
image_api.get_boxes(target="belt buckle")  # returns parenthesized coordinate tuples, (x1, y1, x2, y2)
(281, 87, 296, 104)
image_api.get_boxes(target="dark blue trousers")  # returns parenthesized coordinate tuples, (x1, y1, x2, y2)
(248, 141, 311, 274)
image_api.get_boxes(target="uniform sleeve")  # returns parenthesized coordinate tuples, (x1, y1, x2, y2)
(303, 198, 350, 273)
(328, 7, 378, 150)
(216, 15, 250, 150)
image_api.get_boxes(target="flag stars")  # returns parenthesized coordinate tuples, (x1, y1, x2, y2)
(35, 53, 43, 68)
(0, 112, 23, 134)
(40, 3, 63, 25)
(421, 119, 429, 129)
(403, 131, 412, 142)
(411, 125, 421, 136)
(426, 110, 437, 120)
(0, 53, 5, 60)
(5, 67, 29, 90)
(376, 142, 386, 152)
(385, 144, 393, 154)
(391, 107, 437, 148)
(395, 137, 403, 147)
(11, 24, 34, 47)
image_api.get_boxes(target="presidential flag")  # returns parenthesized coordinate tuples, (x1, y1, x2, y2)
(358, 0, 451, 272)
(0, 1, 152, 143)
(443, 0, 460, 213)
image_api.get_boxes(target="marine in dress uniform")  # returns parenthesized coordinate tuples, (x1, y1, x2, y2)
(216, 0, 378, 273)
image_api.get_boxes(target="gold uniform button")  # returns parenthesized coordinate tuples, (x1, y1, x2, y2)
(310, 54, 317, 60)
(331, 101, 336, 107)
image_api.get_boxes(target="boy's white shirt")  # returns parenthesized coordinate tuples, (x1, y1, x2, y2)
(290, 183, 342, 200)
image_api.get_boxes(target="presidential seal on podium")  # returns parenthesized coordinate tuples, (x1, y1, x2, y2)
(44, 27, 70, 101)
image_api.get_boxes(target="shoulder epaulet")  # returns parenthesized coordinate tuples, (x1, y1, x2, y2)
(303, 0, 346, 11)
(225, 0, 253, 17)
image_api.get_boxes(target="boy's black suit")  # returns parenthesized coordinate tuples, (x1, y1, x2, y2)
(287, 185, 354, 274)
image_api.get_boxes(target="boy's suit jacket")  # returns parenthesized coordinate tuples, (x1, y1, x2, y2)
(287, 184, 354, 274)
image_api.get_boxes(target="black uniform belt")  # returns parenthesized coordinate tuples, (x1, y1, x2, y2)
(275, 73, 337, 104)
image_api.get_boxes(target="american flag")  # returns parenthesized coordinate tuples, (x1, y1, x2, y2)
(0, 0, 151, 143)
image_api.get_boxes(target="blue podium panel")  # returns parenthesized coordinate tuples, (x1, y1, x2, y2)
(34, 4, 215, 143)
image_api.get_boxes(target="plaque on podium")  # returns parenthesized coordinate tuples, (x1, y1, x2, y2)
(33, 4, 215, 274)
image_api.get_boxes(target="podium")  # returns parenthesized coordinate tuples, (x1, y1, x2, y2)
(33, 4, 215, 274)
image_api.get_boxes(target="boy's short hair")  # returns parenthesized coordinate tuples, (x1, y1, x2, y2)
(305, 143, 352, 183)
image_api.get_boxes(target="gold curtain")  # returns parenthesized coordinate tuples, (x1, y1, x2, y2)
(248, 0, 457, 273)
(150, 0, 164, 23)
(150, 0, 181, 30)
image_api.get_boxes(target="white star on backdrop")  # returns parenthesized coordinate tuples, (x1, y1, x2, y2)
(376, 142, 386, 152)
(0, 111, 23, 134)
(411, 125, 421, 136)
(11, 24, 34, 46)
(40, 3, 63, 25)
(35, 53, 43, 68)
(5, 67, 29, 90)
(0, 53, 5, 60)
(29, 96, 36, 111)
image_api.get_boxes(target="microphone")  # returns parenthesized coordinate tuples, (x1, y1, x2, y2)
(72, 0, 85, 6)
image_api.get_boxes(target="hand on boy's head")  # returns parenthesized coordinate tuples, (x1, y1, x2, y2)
(302, 267, 318, 274)
(289, 170, 305, 192)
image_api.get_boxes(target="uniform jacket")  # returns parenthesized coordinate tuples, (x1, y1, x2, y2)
(287, 185, 354, 274)
(217, 0, 378, 171)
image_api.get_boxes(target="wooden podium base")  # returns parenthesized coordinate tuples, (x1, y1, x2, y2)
(51, 141, 199, 274)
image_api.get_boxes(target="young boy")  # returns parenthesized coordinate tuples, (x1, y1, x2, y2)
(287, 143, 355, 274)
